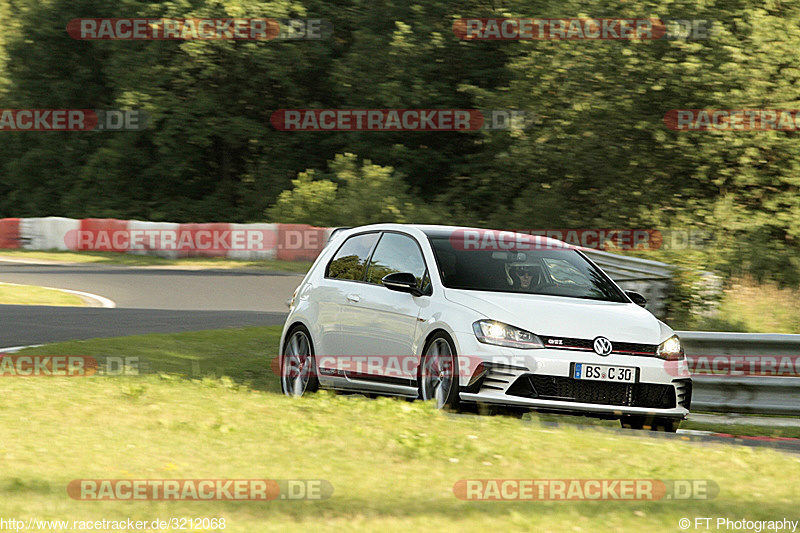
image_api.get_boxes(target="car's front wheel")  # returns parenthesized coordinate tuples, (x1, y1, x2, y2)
(419, 332, 460, 410)
(621, 415, 680, 432)
(280, 326, 319, 397)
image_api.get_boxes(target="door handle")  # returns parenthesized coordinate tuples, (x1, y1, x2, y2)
(346, 294, 360, 303)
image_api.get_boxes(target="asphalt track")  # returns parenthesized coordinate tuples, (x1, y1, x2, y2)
(0, 306, 288, 347)
(0, 261, 298, 347)
(0, 263, 302, 311)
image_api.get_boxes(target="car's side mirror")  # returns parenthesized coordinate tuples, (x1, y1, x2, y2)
(625, 290, 647, 307)
(382, 272, 424, 297)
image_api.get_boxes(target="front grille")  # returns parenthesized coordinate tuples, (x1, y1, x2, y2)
(480, 367, 517, 391)
(506, 374, 676, 409)
(675, 379, 692, 409)
(612, 341, 658, 356)
(539, 336, 657, 356)
(464, 362, 529, 393)
(541, 336, 593, 351)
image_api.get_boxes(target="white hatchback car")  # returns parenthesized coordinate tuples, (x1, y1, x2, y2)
(279, 224, 691, 431)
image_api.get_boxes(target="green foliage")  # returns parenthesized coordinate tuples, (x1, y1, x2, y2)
(326, 254, 364, 280)
(268, 153, 441, 226)
(1, 0, 799, 286)
(267, 169, 339, 225)
(693, 277, 800, 333)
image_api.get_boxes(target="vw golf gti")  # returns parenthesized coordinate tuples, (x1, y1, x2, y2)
(279, 224, 691, 431)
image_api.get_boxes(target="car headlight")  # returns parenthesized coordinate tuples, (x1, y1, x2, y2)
(472, 320, 544, 349)
(656, 335, 684, 361)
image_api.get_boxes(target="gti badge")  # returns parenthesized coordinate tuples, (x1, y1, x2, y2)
(593, 336, 613, 356)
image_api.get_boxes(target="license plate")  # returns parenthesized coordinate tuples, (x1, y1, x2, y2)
(574, 363, 637, 383)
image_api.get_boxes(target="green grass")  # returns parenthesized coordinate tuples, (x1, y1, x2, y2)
(2, 380, 799, 532)
(4, 327, 800, 532)
(15, 325, 800, 439)
(0, 249, 312, 273)
(694, 278, 800, 333)
(0, 282, 86, 306)
(15, 326, 283, 392)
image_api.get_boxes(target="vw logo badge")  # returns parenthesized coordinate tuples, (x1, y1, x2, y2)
(593, 337, 613, 356)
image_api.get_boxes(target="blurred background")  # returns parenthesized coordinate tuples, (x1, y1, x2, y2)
(1, 0, 799, 331)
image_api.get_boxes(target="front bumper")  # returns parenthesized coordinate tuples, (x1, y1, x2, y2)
(452, 331, 692, 419)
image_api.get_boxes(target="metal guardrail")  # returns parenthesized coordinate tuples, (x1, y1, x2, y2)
(581, 248, 674, 281)
(677, 331, 800, 416)
(582, 248, 673, 317)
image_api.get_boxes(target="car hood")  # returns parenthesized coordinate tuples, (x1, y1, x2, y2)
(443, 288, 666, 344)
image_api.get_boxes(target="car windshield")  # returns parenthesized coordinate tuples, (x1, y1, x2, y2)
(428, 236, 627, 302)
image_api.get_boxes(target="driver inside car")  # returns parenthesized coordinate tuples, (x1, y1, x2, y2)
(506, 262, 545, 292)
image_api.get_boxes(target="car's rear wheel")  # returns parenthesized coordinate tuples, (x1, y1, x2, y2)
(419, 332, 459, 410)
(621, 415, 680, 432)
(280, 326, 319, 397)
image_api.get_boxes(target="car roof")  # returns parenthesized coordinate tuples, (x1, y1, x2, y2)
(334, 223, 570, 248)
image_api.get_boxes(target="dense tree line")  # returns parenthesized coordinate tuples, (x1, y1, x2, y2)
(1, 0, 799, 285)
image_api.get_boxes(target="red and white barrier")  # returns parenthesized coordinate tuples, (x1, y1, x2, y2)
(174, 223, 232, 258)
(127, 220, 181, 259)
(0, 218, 21, 249)
(0, 217, 331, 262)
(20, 217, 81, 251)
(73, 218, 130, 252)
(276, 224, 328, 262)
(228, 223, 278, 261)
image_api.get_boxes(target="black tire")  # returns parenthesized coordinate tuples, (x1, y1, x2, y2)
(419, 331, 460, 410)
(651, 417, 681, 432)
(621, 415, 645, 430)
(280, 325, 319, 397)
(621, 415, 680, 432)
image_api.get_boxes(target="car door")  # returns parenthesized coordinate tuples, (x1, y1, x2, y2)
(341, 232, 429, 388)
(316, 231, 380, 374)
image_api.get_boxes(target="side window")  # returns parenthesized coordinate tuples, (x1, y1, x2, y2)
(542, 258, 592, 287)
(366, 233, 428, 287)
(326, 233, 379, 281)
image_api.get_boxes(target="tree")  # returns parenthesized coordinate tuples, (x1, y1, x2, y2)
(268, 153, 441, 225)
